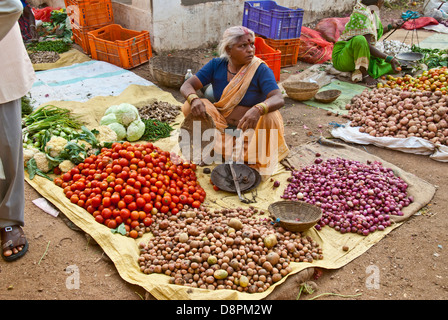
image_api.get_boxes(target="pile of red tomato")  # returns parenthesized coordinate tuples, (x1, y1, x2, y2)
(53, 141, 206, 238)
(378, 66, 448, 94)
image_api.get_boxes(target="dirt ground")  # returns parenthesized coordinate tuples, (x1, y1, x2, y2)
(1, 2, 447, 302)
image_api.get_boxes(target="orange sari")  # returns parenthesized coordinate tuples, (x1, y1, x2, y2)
(182, 57, 289, 175)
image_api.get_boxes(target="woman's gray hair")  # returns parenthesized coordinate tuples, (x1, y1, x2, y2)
(218, 26, 255, 60)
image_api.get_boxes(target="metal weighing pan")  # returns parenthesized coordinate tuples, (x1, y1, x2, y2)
(211, 163, 261, 193)
(396, 52, 424, 67)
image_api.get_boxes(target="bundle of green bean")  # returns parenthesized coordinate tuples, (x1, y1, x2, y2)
(140, 118, 175, 142)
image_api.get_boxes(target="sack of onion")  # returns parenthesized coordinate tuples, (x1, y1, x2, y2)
(281, 157, 414, 236)
(346, 87, 448, 145)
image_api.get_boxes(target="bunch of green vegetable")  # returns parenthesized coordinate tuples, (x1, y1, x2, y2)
(39, 9, 72, 43)
(411, 45, 448, 69)
(140, 118, 175, 141)
(22, 105, 82, 149)
(22, 105, 112, 180)
(27, 40, 71, 53)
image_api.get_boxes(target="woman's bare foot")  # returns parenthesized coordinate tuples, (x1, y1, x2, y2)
(363, 75, 378, 87)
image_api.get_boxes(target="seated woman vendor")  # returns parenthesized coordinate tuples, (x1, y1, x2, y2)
(180, 26, 289, 175)
(332, 0, 401, 86)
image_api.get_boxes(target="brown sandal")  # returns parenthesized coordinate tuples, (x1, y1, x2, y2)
(1, 225, 29, 262)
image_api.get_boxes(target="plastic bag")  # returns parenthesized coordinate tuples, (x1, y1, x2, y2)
(32, 7, 61, 22)
(315, 17, 350, 43)
(424, 0, 448, 16)
(402, 16, 439, 29)
(297, 27, 334, 64)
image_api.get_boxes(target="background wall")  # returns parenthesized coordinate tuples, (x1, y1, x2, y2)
(29, 0, 364, 51)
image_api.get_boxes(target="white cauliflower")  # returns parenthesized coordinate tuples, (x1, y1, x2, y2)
(33, 152, 51, 173)
(96, 125, 118, 143)
(23, 147, 39, 165)
(45, 136, 68, 158)
(77, 139, 92, 151)
(58, 160, 75, 173)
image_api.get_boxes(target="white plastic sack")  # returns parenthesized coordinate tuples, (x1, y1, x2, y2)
(331, 122, 448, 162)
(424, 0, 448, 17)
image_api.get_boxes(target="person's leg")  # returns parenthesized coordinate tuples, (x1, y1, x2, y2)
(0, 99, 28, 261)
(242, 110, 289, 176)
(332, 36, 376, 86)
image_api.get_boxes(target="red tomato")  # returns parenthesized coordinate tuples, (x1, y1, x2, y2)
(143, 203, 153, 213)
(91, 196, 102, 207)
(136, 197, 146, 208)
(127, 202, 137, 212)
(107, 219, 117, 229)
(179, 194, 188, 204)
(162, 196, 171, 206)
(130, 211, 140, 221)
(120, 208, 131, 220)
(110, 193, 120, 204)
(95, 215, 104, 224)
(102, 208, 112, 219)
(160, 205, 169, 214)
(143, 217, 153, 226)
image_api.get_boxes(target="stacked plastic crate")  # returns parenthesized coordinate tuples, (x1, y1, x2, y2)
(65, 0, 114, 55)
(65, 0, 152, 69)
(243, 1, 304, 68)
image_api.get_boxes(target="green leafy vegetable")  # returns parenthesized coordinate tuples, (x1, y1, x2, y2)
(27, 40, 71, 53)
(111, 223, 127, 236)
(26, 158, 52, 180)
(412, 45, 448, 69)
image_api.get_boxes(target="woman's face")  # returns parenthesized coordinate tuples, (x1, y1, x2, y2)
(227, 34, 255, 66)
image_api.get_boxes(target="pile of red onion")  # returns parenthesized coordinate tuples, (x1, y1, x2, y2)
(281, 157, 414, 236)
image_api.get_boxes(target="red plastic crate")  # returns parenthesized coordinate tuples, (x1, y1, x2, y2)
(264, 37, 300, 67)
(65, 0, 114, 28)
(71, 24, 98, 54)
(255, 37, 281, 81)
(87, 24, 153, 69)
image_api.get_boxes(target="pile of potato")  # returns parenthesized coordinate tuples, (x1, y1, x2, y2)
(347, 88, 448, 145)
(138, 205, 323, 293)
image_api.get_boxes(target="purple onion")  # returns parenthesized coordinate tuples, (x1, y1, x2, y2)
(281, 157, 413, 236)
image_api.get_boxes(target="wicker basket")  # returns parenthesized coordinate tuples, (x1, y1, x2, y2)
(149, 56, 202, 88)
(282, 81, 319, 101)
(314, 89, 342, 103)
(268, 200, 322, 232)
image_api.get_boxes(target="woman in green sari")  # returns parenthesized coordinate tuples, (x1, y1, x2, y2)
(332, 0, 401, 86)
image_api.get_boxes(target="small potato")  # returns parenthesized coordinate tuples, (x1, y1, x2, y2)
(214, 269, 228, 280)
(228, 218, 243, 230)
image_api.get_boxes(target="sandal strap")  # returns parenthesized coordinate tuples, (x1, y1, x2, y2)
(1, 226, 27, 250)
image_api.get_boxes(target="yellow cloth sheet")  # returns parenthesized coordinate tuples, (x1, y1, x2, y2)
(25, 84, 436, 300)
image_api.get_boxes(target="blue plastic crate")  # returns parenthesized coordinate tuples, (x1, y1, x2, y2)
(242, 1, 304, 40)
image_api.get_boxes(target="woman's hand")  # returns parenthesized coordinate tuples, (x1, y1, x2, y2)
(237, 107, 261, 131)
(190, 98, 207, 118)
(391, 57, 401, 72)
